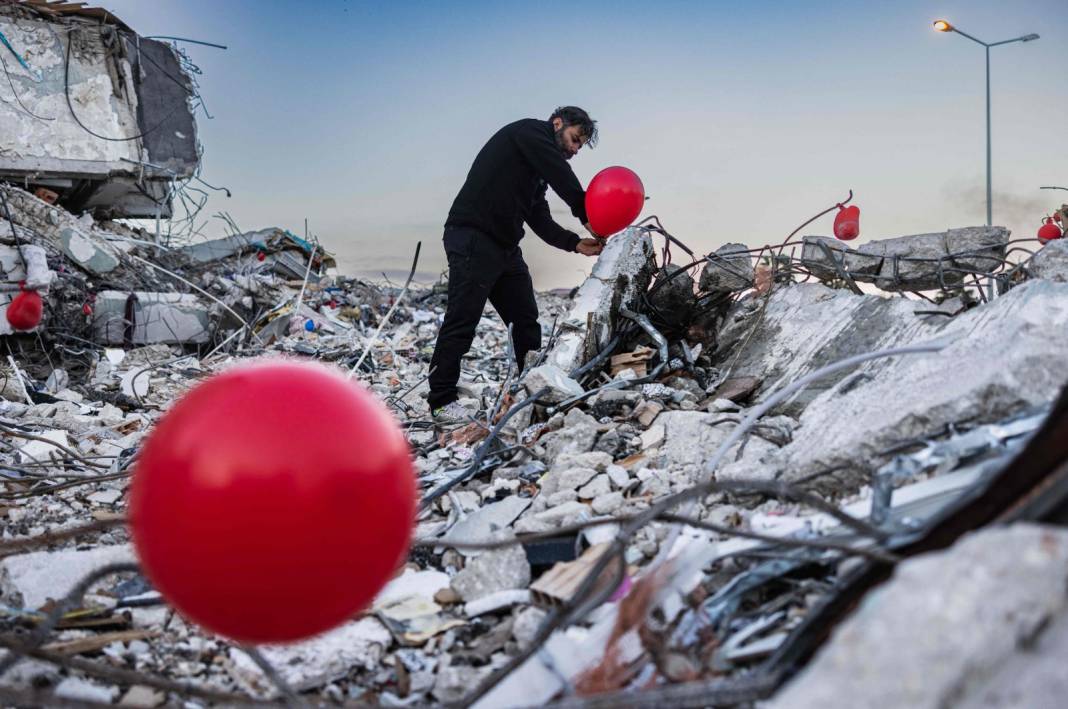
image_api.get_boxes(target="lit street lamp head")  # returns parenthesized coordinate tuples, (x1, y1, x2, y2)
(933, 19, 953, 32)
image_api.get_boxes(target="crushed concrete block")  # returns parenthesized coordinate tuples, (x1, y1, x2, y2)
(441, 497, 531, 555)
(92, 290, 211, 345)
(0, 544, 136, 610)
(524, 364, 584, 403)
(770, 524, 1068, 709)
(639, 423, 665, 450)
(1027, 239, 1068, 282)
(955, 605, 1068, 709)
(649, 264, 694, 320)
(544, 228, 654, 374)
(946, 226, 1012, 274)
(539, 408, 600, 460)
(540, 467, 598, 497)
(54, 676, 119, 704)
(699, 242, 753, 292)
(605, 464, 630, 489)
(515, 501, 590, 534)
(58, 226, 121, 274)
(450, 543, 531, 602)
(714, 283, 942, 412)
(511, 606, 548, 648)
(434, 663, 492, 704)
(800, 227, 1009, 292)
(771, 279, 1068, 489)
(119, 685, 166, 707)
(228, 618, 391, 694)
(653, 411, 732, 469)
(577, 474, 611, 500)
(545, 489, 578, 507)
(592, 491, 624, 515)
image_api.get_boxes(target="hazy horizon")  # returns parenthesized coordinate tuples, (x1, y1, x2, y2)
(99, 0, 1067, 289)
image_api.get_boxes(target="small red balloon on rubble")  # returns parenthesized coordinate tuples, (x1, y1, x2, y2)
(1038, 217, 1063, 243)
(129, 359, 417, 644)
(833, 204, 861, 241)
(6, 287, 43, 331)
(585, 166, 645, 237)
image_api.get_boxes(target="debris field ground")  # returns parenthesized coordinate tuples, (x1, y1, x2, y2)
(2, 2, 1068, 708)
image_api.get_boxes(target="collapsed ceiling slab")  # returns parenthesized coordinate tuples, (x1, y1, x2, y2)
(0, 1, 199, 218)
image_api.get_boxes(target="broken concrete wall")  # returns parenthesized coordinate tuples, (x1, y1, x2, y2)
(714, 283, 942, 413)
(800, 226, 1009, 291)
(0, 6, 198, 217)
(543, 227, 654, 374)
(92, 290, 211, 345)
(1, 184, 122, 275)
(718, 279, 1068, 490)
(770, 524, 1068, 709)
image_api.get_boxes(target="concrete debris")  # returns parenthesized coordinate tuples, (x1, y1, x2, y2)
(1026, 238, 1068, 282)
(649, 264, 695, 321)
(0, 11, 1064, 703)
(523, 364, 584, 403)
(0, 544, 136, 610)
(801, 226, 1009, 291)
(699, 242, 754, 292)
(228, 618, 392, 694)
(543, 227, 654, 374)
(0, 5, 198, 218)
(449, 542, 531, 602)
(93, 291, 212, 345)
(772, 524, 1068, 709)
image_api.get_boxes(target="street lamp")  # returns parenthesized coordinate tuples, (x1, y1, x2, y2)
(933, 20, 1039, 226)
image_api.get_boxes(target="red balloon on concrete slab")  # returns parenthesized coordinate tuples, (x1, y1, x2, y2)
(1038, 217, 1063, 243)
(129, 359, 416, 644)
(833, 204, 861, 241)
(585, 166, 645, 237)
(6, 288, 43, 331)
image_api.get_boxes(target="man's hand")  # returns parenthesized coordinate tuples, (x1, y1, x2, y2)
(576, 237, 604, 257)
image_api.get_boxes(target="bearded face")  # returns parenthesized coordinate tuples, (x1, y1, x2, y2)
(554, 124, 587, 160)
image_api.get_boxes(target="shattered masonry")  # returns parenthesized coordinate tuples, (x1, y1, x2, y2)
(2, 2, 1068, 707)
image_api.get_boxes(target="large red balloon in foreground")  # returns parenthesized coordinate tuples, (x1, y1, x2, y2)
(129, 360, 416, 644)
(585, 166, 645, 237)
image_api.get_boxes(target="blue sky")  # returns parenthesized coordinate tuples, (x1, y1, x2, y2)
(104, 0, 1067, 288)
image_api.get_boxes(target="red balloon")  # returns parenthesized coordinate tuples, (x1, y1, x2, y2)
(833, 205, 861, 241)
(129, 360, 416, 643)
(1038, 217, 1063, 243)
(585, 166, 645, 237)
(6, 289, 43, 331)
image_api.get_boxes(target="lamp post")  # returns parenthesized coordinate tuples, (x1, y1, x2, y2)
(933, 20, 1039, 226)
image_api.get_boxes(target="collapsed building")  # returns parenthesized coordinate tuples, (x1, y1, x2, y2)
(2, 2, 1068, 708)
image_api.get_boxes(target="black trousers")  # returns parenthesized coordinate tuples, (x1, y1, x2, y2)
(428, 226, 540, 410)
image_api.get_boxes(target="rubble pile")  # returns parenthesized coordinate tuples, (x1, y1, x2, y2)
(1, 172, 1068, 706)
(3, 3, 1068, 707)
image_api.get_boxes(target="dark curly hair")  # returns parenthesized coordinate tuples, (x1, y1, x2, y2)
(550, 106, 598, 147)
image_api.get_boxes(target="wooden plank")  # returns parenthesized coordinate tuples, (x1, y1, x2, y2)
(41, 629, 157, 655)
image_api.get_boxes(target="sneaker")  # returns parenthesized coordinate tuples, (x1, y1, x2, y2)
(432, 400, 474, 425)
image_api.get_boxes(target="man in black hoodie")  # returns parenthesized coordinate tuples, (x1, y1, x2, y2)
(428, 106, 603, 423)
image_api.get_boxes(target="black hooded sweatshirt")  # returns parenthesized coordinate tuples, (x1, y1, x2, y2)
(445, 118, 587, 253)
